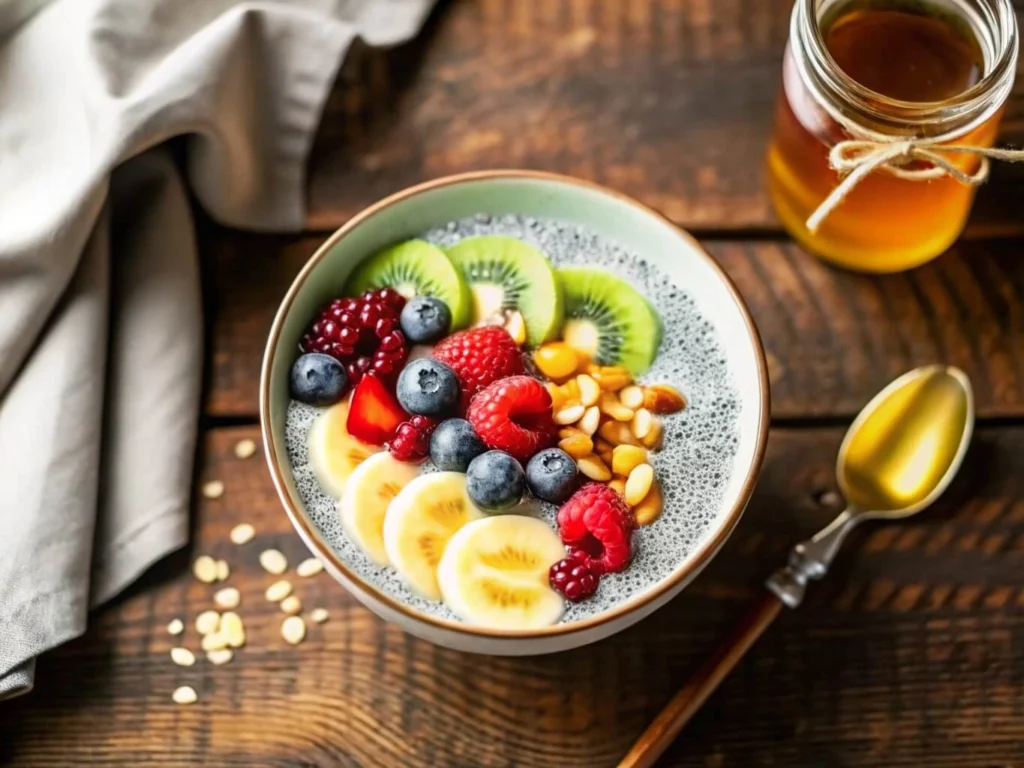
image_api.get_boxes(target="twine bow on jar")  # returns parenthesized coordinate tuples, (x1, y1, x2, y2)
(805, 138, 1024, 233)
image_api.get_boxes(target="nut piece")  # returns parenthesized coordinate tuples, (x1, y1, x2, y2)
(643, 383, 686, 414)
(265, 580, 293, 602)
(192, 556, 218, 584)
(553, 404, 585, 426)
(608, 477, 627, 497)
(546, 382, 566, 410)
(641, 416, 664, 450)
(631, 408, 654, 440)
(167, 619, 184, 636)
(577, 454, 612, 482)
(234, 439, 257, 459)
(201, 631, 229, 652)
(619, 385, 644, 410)
(221, 611, 246, 648)
(170, 647, 196, 667)
(633, 480, 664, 526)
(310, 608, 329, 624)
(589, 365, 632, 392)
(612, 445, 648, 476)
(576, 374, 600, 407)
(214, 587, 241, 610)
(215, 559, 230, 582)
(598, 420, 642, 448)
(259, 549, 288, 575)
(195, 610, 221, 636)
(172, 686, 198, 705)
(280, 596, 302, 615)
(281, 615, 307, 645)
(201, 481, 224, 499)
(206, 649, 234, 666)
(230, 523, 255, 545)
(558, 427, 585, 440)
(558, 434, 594, 459)
(505, 310, 527, 346)
(625, 464, 655, 506)
(296, 558, 324, 578)
(577, 406, 601, 436)
(599, 392, 635, 422)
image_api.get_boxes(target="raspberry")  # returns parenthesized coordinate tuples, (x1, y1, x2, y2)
(556, 483, 634, 574)
(467, 376, 558, 463)
(433, 326, 525, 410)
(549, 557, 599, 602)
(388, 415, 439, 462)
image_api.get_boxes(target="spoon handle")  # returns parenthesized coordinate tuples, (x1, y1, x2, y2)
(616, 591, 784, 768)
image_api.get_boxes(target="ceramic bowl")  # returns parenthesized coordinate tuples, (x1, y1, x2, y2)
(261, 170, 770, 655)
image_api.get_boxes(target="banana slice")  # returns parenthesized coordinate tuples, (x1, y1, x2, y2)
(437, 516, 566, 630)
(308, 400, 381, 499)
(340, 452, 421, 566)
(383, 472, 485, 600)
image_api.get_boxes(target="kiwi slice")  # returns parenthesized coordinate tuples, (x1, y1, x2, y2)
(344, 239, 472, 329)
(557, 266, 661, 375)
(445, 236, 563, 346)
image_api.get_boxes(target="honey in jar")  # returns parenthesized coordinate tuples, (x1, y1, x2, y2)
(768, 0, 1018, 272)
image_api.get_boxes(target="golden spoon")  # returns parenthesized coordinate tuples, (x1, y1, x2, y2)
(618, 365, 974, 768)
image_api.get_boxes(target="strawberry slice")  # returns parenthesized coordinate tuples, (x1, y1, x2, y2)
(346, 373, 408, 446)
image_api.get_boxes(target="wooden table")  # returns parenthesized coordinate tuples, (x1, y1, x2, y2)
(5, 1, 1024, 765)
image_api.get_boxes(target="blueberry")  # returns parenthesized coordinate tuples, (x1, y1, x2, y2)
(430, 419, 487, 472)
(290, 353, 347, 406)
(466, 451, 526, 512)
(526, 448, 579, 504)
(396, 359, 460, 416)
(400, 296, 452, 344)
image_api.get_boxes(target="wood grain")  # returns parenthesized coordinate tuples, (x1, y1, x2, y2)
(304, 0, 1024, 235)
(5, 424, 1024, 766)
(201, 229, 1024, 419)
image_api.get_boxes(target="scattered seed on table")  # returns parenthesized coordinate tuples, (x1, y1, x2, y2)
(167, 618, 184, 636)
(309, 608, 329, 624)
(280, 596, 302, 615)
(296, 558, 324, 578)
(206, 649, 233, 666)
(230, 523, 255, 545)
(201, 481, 224, 499)
(215, 559, 230, 581)
(195, 610, 221, 635)
(221, 611, 246, 648)
(281, 615, 306, 645)
(172, 686, 198, 705)
(214, 587, 240, 609)
(234, 438, 257, 459)
(259, 549, 288, 575)
(265, 580, 292, 602)
(170, 647, 196, 667)
(201, 631, 229, 652)
(192, 556, 218, 584)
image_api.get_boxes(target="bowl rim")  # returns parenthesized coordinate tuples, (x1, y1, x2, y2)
(260, 169, 771, 639)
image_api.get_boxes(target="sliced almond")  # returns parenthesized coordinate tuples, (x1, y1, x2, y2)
(265, 580, 293, 602)
(641, 417, 664, 450)
(633, 480, 664, 526)
(282, 615, 307, 645)
(172, 686, 198, 705)
(577, 406, 601, 436)
(625, 464, 655, 506)
(215, 559, 230, 582)
(259, 549, 288, 575)
(170, 647, 196, 667)
(195, 610, 220, 636)
(192, 556, 218, 584)
(201, 631, 229, 652)
(206, 649, 234, 666)
(599, 392, 634, 422)
(612, 445, 648, 476)
(296, 558, 324, 578)
(553, 404, 586, 425)
(309, 608, 329, 624)
(214, 587, 240, 610)
(280, 595, 302, 615)
(631, 408, 654, 440)
(577, 454, 612, 482)
(619, 385, 644, 410)
(576, 374, 600, 407)
(167, 619, 184, 636)
(230, 523, 255, 545)
(221, 611, 246, 648)
(559, 434, 594, 459)
(234, 439, 257, 459)
(643, 383, 687, 414)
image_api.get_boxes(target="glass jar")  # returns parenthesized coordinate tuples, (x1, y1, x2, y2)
(767, 0, 1018, 272)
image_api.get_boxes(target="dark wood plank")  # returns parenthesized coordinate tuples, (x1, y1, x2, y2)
(202, 230, 1024, 419)
(4, 425, 1024, 766)
(304, 0, 1024, 235)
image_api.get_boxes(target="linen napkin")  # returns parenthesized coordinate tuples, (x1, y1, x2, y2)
(0, 0, 434, 700)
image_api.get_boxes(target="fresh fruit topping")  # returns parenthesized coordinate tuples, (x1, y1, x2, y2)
(307, 401, 381, 498)
(382, 472, 485, 600)
(445, 236, 563, 346)
(347, 374, 409, 446)
(389, 415, 439, 462)
(429, 418, 488, 472)
(533, 342, 580, 381)
(557, 483, 634, 575)
(549, 557, 600, 602)
(433, 326, 525, 409)
(467, 376, 558, 463)
(340, 452, 421, 565)
(437, 515, 566, 629)
(343, 240, 472, 329)
(465, 450, 526, 513)
(557, 266, 661, 375)
(525, 448, 579, 504)
(400, 295, 453, 344)
(504, 310, 527, 346)
(290, 353, 348, 406)
(396, 359, 460, 416)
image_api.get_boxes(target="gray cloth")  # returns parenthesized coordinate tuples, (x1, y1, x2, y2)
(0, 0, 434, 699)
